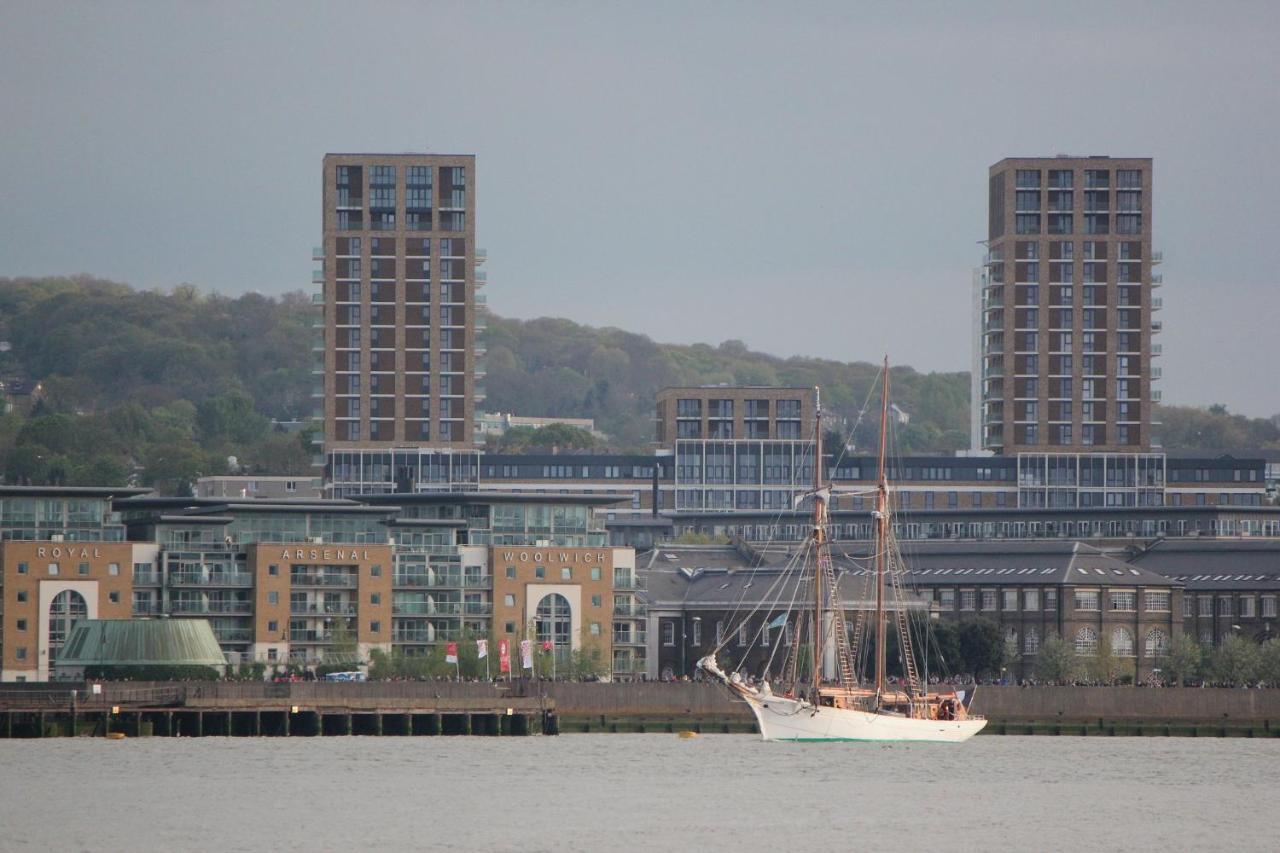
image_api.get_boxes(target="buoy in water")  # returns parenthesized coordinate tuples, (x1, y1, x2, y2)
(678, 730, 698, 739)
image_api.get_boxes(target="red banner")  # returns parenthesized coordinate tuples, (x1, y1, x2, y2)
(445, 642, 458, 664)
(498, 639, 511, 674)
(542, 640, 553, 652)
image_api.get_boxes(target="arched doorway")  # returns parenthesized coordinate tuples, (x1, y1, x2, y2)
(535, 593, 572, 672)
(48, 589, 88, 670)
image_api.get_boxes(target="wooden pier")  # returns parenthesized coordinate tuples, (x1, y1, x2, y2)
(0, 684, 554, 739)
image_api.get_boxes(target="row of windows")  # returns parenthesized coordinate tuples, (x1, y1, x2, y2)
(1015, 168, 1142, 190)
(1185, 594, 1278, 619)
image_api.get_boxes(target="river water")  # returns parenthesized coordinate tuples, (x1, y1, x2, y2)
(1, 734, 1275, 852)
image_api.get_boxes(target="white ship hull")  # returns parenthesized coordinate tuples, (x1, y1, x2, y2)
(742, 693, 987, 743)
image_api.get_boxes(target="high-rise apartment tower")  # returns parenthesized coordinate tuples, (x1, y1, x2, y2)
(979, 156, 1164, 507)
(319, 154, 485, 493)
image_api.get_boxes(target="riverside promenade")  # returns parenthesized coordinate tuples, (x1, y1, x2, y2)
(3, 681, 1280, 737)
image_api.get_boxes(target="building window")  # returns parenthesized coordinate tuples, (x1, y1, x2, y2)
(1198, 596, 1212, 617)
(269, 564, 279, 576)
(662, 622, 676, 646)
(268, 620, 278, 633)
(371, 621, 381, 634)
(738, 623, 749, 647)
(1112, 627, 1135, 657)
(1240, 596, 1255, 618)
(591, 595, 602, 607)
(981, 590, 997, 611)
(1144, 591, 1171, 612)
(1073, 589, 1100, 611)
(1263, 596, 1277, 618)
(17, 562, 28, 574)
(1002, 590, 1018, 611)
(959, 590, 976, 611)
(267, 591, 279, 605)
(715, 620, 724, 645)
(108, 563, 120, 576)
(16, 591, 27, 603)
(561, 567, 572, 581)
(506, 566, 516, 579)
(1023, 589, 1040, 611)
(939, 589, 955, 608)
(692, 620, 702, 645)
(1023, 626, 1040, 655)
(591, 567, 601, 581)
(16, 619, 27, 631)
(590, 622, 601, 636)
(1109, 591, 1136, 612)
(504, 594, 516, 607)
(1218, 596, 1233, 616)
(1074, 626, 1098, 655)
(371, 564, 382, 577)
(1045, 589, 1058, 611)
(108, 592, 120, 604)
(1145, 629, 1168, 657)
(535, 566, 545, 579)
(48, 563, 58, 575)
(371, 593, 381, 605)
(16, 648, 27, 661)
(505, 622, 516, 634)
(1183, 596, 1195, 617)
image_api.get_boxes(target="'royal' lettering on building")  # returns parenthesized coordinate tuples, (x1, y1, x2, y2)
(36, 547, 102, 559)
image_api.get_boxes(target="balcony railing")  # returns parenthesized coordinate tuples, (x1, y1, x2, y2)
(612, 604, 647, 617)
(290, 604, 357, 616)
(290, 574, 357, 588)
(391, 629, 460, 643)
(612, 631, 648, 646)
(169, 573, 253, 587)
(132, 573, 162, 585)
(394, 602, 464, 616)
(170, 601, 253, 615)
(214, 630, 253, 643)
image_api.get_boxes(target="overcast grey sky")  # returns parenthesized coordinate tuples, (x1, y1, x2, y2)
(3, 1, 1278, 415)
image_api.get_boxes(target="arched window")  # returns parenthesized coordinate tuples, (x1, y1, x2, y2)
(49, 589, 88, 668)
(535, 593, 571, 666)
(1023, 626, 1041, 655)
(1146, 629, 1169, 656)
(1074, 626, 1098, 655)
(1112, 627, 1134, 657)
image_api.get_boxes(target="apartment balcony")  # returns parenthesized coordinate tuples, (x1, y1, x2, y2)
(1152, 343, 1163, 356)
(290, 573, 357, 588)
(1151, 250, 1163, 264)
(290, 630, 338, 643)
(312, 247, 324, 261)
(311, 293, 324, 305)
(392, 629, 461, 643)
(312, 269, 324, 284)
(613, 604, 647, 617)
(291, 603, 357, 616)
(1152, 297, 1163, 310)
(170, 601, 253, 615)
(475, 248, 487, 265)
(1153, 389, 1163, 402)
(612, 576, 647, 591)
(214, 629, 253, 644)
(475, 270, 487, 283)
(463, 602, 493, 617)
(1151, 320, 1163, 333)
(132, 603, 164, 616)
(169, 573, 253, 587)
(1151, 273, 1163, 286)
(394, 602, 464, 616)
(1152, 367, 1163, 380)
(132, 573, 162, 586)
(612, 630, 648, 646)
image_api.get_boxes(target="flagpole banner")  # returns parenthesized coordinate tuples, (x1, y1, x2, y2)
(541, 640, 552, 652)
(520, 639, 533, 670)
(477, 638, 488, 659)
(499, 639, 512, 674)
(445, 642, 459, 664)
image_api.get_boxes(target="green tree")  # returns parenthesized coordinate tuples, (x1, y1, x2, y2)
(1086, 634, 1123, 684)
(1034, 636, 1078, 684)
(1258, 640, 1280, 687)
(958, 618, 1006, 677)
(1210, 634, 1261, 686)
(1164, 633, 1203, 686)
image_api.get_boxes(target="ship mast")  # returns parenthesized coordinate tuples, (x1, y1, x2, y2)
(874, 357, 890, 704)
(811, 386, 824, 697)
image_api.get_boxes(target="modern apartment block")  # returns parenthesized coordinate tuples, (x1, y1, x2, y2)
(319, 154, 485, 494)
(980, 156, 1163, 506)
(656, 386, 818, 512)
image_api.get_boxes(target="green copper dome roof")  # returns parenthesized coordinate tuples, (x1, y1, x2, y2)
(58, 619, 227, 667)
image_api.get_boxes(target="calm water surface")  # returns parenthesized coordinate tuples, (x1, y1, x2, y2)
(1, 734, 1275, 852)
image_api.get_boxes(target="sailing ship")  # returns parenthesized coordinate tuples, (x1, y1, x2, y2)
(699, 359, 987, 742)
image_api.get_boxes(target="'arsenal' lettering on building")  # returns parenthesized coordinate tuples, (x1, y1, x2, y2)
(279, 548, 371, 561)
